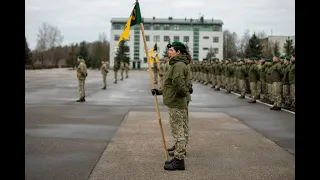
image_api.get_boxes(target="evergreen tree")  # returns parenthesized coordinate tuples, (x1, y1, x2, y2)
(115, 39, 130, 63)
(25, 37, 32, 65)
(244, 33, 263, 57)
(273, 41, 280, 56)
(283, 37, 294, 56)
(78, 41, 89, 61)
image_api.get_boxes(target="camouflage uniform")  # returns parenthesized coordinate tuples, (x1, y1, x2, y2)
(77, 59, 87, 101)
(288, 58, 295, 110)
(113, 61, 120, 83)
(120, 62, 125, 80)
(270, 59, 283, 109)
(237, 60, 247, 98)
(125, 62, 129, 78)
(101, 62, 109, 89)
(152, 61, 159, 84)
(265, 60, 273, 103)
(247, 58, 260, 101)
(282, 58, 291, 108)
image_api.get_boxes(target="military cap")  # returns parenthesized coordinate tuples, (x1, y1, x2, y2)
(274, 52, 280, 57)
(280, 55, 285, 59)
(265, 58, 273, 62)
(170, 41, 187, 50)
(78, 55, 83, 59)
(285, 56, 291, 60)
(239, 59, 245, 62)
(292, 53, 295, 57)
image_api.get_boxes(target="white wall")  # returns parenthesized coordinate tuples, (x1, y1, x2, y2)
(198, 31, 223, 60)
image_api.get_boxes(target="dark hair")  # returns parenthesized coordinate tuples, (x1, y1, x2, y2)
(172, 46, 191, 62)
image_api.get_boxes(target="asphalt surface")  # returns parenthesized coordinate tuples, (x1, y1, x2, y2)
(25, 68, 295, 180)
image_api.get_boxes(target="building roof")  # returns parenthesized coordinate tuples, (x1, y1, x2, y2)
(111, 17, 223, 25)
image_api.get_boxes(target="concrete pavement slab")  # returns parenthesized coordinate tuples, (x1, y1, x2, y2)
(88, 111, 295, 180)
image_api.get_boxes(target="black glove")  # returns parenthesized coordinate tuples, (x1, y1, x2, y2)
(189, 87, 193, 94)
(151, 89, 160, 96)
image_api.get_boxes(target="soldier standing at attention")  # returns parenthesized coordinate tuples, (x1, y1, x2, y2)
(237, 59, 247, 98)
(113, 60, 120, 84)
(265, 58, 273, 104)
(258, 57, 267, 101)
(125, 62, 129, 78)
(270, 53, 283, 110)
(101, 61, 108, 90)
(159, 61, 165, 90)
(214, 58, 221, 91)
(151, 41, 191, 171)
(282, 56, 291, 109)
(76, 55, 87, 102)
(288, 54, 295, 111)
(120, 62, 125, 80)
(247, 57, 260, 103)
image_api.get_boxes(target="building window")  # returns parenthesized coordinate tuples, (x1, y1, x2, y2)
(203, 47, 209, 50)
(214, 48, 219, 54)
(146, 35, 150, 41)
(213, 26, 219, 31)
(154, 35, 160, 42)
(144, 57, 147, 63)
(173, 25, 180, 30)
(213, 37, 219, 43)
(164, 36, 170, 41)
(154, 24, 160, 30)
(203, 36, 209, 39)
(174, 36, 179, 41)
(114, 35, 120, 41)
(183, 36, 189, 42)
(145, 24, 151, 30)
(114, 24, 121, 29)
(164, 24, 170, 30)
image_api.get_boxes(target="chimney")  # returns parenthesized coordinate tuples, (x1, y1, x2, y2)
(185, 17, 187, 21)
(168, 17, 173, 20)
(153, 16, 155, 20)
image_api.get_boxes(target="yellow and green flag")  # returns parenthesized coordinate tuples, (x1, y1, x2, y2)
(117, 2, 143, 45)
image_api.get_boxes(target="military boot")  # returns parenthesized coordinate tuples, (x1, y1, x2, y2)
(126, 76, 128, 78)
(101, 87, 106, 90)
(76, 97, 85, 102)
(113, 81, 117, 84)
(272, 106, 281, 110)
(120, 77, 123, 81)
(238, 95, 245, 99)
(214, 88, 220, 91)
(248, 100, 256, 103)
(164, 158, 185, 171)
(211, 86, 215, 89)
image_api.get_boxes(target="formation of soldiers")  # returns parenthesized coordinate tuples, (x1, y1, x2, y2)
(188, 53, 295, 111)
(76, 55, 130, 102)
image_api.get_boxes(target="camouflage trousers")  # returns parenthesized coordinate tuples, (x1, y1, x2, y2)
(249, 82, 258, 100)
(200, 72, 204, 82)
(233, 77, 238, 91)
(125, 68, 129, 78)
(211, 74, 217, 86)
(272, 82, 283, 107)
(225, 77, 231, 91)
(159, 75, 164, 89)
(168, 108, 188, 160)
(282, 84, 290, 106)
(221, 75, 225, 87)
(196, 71, 200, 81)
(238, 79, 246, 96)
(78, 79, 85, 99)
(102, 74, 107, 88)
(290, 84, 295, 108)
(153, 72, 158, 84)
(205, 73, 209, 84)
(216, 75, 221, 88)
(120, 69, 125, 79)
(114, 70, 118, 81)
(266, 83, 273, 103)
(257, 80, 261, 97)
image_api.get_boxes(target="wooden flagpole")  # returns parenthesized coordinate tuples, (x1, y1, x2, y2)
(136, 0, 169, 160)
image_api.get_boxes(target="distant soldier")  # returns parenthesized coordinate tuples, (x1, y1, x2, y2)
(265, 58, 274, 103)
(258, 57, 267, 101)
(125, 62, 130, 78)
(214, 58, 221, 91)
(282, 56, 291, 108)
(113, 60, 120, 84)
(101, 61, 108, 90)
(288, 54, 295, 111)
(237, 59, 247, 98)
(270, 53, 283, 110)
(224, 59, 232, 93)
(76, 55, 87, 102)
(247, 57, 260, 103)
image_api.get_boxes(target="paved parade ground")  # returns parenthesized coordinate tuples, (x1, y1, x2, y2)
(25, 68, 295, 180)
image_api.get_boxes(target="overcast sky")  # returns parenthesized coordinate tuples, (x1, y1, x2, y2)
(25, 0, 295, 49)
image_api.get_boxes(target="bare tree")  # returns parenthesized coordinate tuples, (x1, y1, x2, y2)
(237, 29, 250, 58)
(223, 30, 238, 59)
(36, 22, 64, 67)
(273, 41, 280, 55)
(257, 31, 267, 39)
(205, 46, 216, 61)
